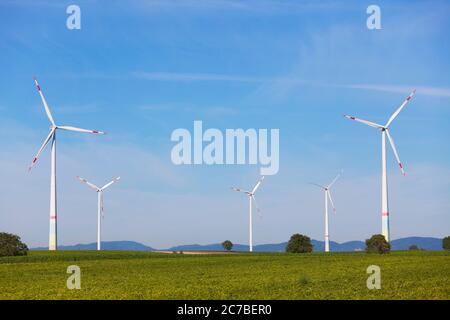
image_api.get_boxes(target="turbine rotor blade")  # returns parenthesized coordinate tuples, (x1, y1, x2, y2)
(251, 195, 262, 218)
(33, 77, 56, 126)
(28, 128, 55, 171)
(101, 177, 121, 190)
(251, 176, 265, 194)
(327, 170, 343, 189)
(58, 126, 107, 134)
(344, 115, 383, 129)
(327, 190, 336, 213)
(230, 187, 250, 193)
(77, 176, 100, 190)
(101, 192, 105, 218)
(385, 129, 406, 176)
(309, 182, 326, 189)
(385, 89, 416, 128)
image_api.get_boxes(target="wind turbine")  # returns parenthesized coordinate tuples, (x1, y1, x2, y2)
(310, 171, 342, 252)
(29, 77, 107, 250)
(344, 89, 416, 242)
(231, 176, 265, 252)
(77, 176, 120, 251)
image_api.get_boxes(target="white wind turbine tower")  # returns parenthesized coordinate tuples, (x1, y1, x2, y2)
(29, 77, 107, 251)
(344, 90, 416, 242)
(310, 171, 342, 252)
(231, 176, 265, 252)
(77, 176, 120, 251)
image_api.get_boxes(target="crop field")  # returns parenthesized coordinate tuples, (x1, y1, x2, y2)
(0, 250, 449, 300)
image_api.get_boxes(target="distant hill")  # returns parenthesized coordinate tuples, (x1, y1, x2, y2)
(33, 241, 154, 251)
(166, 237, 443, 252)
(165, 241, 362, 252)
(391, 237, 443, 251)
(31, 237, 443, 252)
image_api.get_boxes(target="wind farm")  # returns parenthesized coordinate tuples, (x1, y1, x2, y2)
(1, 0, 449, 302)
(0, 79, 447, 301)
(1, 72, 443, 301)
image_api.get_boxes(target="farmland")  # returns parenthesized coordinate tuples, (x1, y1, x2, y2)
(0, 250, 448, 300)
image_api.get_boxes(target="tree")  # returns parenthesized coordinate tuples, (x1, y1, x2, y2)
(365, 234, 390, 254)
(286, 234, 313, 253)
(0, 232, 29, 257)
(222, 240, 233, 251)
(443, 236, 450, 251)
(408, 244, 419, 251)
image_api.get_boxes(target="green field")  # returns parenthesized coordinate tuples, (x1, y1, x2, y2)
(0, 250, 449, 299)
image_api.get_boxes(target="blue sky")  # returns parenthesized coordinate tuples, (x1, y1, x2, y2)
(0, 0, 449, 248)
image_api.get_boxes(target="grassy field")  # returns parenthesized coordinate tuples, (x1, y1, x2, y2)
(0, 250, 448, 299)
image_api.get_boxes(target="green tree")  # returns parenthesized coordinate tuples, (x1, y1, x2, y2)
(222, 240, 233, 251)
(365, 234, 390, 254)
(286, 234, 313, 253)
(0, 232, 29, 257)
(408, 244, 419, 251)
(443, 236, 450, 250)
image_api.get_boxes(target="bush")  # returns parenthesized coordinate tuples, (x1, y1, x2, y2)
(286, 234, 313, 253)
(365, 234, 390, 254)
(443, 236, 450, 251)
(222, 240, 233, 251)
(0, 232, 29, 257)
(409, 245, 419, 251)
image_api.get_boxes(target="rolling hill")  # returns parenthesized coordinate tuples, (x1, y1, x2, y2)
(32, 241, 154, 251)
(31, 237, 443, 252)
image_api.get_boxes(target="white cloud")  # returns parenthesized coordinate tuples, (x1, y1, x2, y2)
(340, 84, 450, 98)
(128, 0, 343, 15)
(132, 71, 450, 99)
(132, 71, 269, 83)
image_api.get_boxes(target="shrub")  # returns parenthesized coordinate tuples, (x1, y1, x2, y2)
(443, 236, 450, 251)
(0, 232, 29, 257)
(222, 240, 233, 251)
(365, 234, 390, 254)
(286, 234, 313, 253)
(408, 245, 419, 251)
